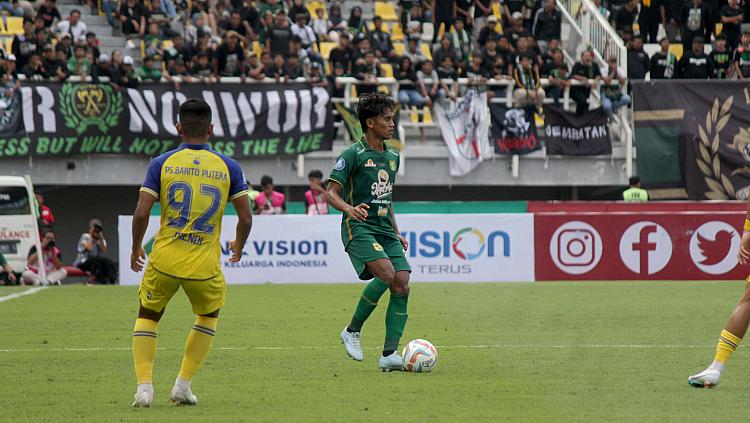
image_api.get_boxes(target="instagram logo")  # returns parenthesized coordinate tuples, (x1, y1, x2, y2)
(550, 222, 603, 274)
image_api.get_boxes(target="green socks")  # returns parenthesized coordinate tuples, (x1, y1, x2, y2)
(348, 278, 390, 332)
(384, 293, 409, 352)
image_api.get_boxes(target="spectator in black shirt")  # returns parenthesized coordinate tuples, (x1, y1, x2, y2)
(221, 11, 253, 47)
(542, 49, 570, 107)
(12, 20, 36, 70)
(734, 31, 750, 79)
(433, 34, 458, 69)
(532, 0, 561, 53)
(431, 0, 456, 45)
(677, 36, 715, 78)
(21, 53, 46, 79)
(265, 52, 287, 81)
(353, 50, 382, 96)
(627, 36, 650, 80)
(615, 0, 638, 34)
(481, 37, 500, 71)
(569, 50, 601, 115)
(369, 16, 396, 62)
(680, 0, 710, 52)
(85, 32, 100, 65)
(112, 55, 138, 88)
(165, 34, 191, 70)
(662, 0, 683, 43)
(286, 53, 304, 79)
(477, 15, 500, 48)
(92, 53, 112, 82)
(190, 52, 214, 81)
(328, 33, 354, 74)
(55, 32, 73, 58)
(650, 37, 676, 79)
(42, 44, 66, 79)
(710, 35, 733, 79)
(119, 0, 147, 38)
(473, 0, 493, 43)
(328, 62, 347, 98)
(37, 0, 61, 28)
(436, 55, 459, 103)
(289, 0, 310, 23)
(639, 0, 660, 43)
(507, 12, 530, 48)
(396, 56, 425, 108)
(214, 30, 245, 77)
(720, 0, 743, 50)
(456, 0, 473, 32)
(267, 10, 292, 56)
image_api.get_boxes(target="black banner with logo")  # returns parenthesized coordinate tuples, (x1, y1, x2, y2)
(633, 81, 750, 200)
(0, 82, 334, 158)
(542, 106, 611, 156)
(490, 104, 540, 155)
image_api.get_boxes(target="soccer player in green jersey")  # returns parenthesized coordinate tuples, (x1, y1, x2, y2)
(326, 93, 411, 371)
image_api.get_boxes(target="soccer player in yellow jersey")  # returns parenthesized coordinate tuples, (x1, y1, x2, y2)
(129, 99, 253, 406)
(689, 215, 750, 388)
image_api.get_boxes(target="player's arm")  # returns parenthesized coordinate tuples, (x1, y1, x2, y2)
(739, 201, 750, 264)
(390, 203, 408, 250)
(326, 181, 368, 222)
(229, 193, 252, 263)
(131, 191, 157, 272)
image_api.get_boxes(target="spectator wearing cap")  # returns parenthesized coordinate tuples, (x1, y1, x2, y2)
(450, 18, 472, 63)
(2, 55, 19, 89)
(120, 0, 148, 40)
(513, 53, 544, 111)
(710, 35, 733, 79)
(369, 16, 396, 63)
(307, 61, 328, 87)
(600, 56, 630, 120)
(650, 37, 676, 79)
(75, 218, 116, 284)
(347, 6, 366, 35)
(680, 0, 710, 52)
(55, 9, 86, 42)
(720, 0, 743, 51)
(570, 50, 601, 115)
(353, 50, 383, 95)
(136, 55, 163, 81)
(42, 43, 66, 79)
(12, 19, 36, 70)
(254, 175, 286, 215)
(532, 0, 561, 54)
(92, 53, 112, 82)
(291, 12, 316, 50)
(37, 0, 61, 28)
(67, 43, 91, 77)
(214, 30, 245, 77)
(507, 12, 530, 48)
(112, 55, 139, 88)
(627, 36, 650, 80)
(677, 36, 715, 78)
(734, 31, 750, 79)
(477, 15, 500, 48)
(245, 51, 265, 80)
(265, 52, 288, 81)
(328, 33, 354, 74)
(267, 10, 292, 56)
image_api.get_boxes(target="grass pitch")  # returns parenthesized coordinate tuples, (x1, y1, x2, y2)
(0, 281, 747, 422)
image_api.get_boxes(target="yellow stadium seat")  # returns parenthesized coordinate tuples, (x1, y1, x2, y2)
(715, 23, 723, 35)
(437, 22, 445, 38)
(410, 106, 419, 123)
(319, 41, 336, 59)
(368, 22, 376, 31)
(393, 42, 405, 56)
(381, 63, 393, 77)
(140, 40, 145, 58)
(307, 0, 327, 19)
(5, 17, 22, 35)
(351, 84, 357, 98)
(163, 39, 174, 50)
(0, 19, 6, 35)
(420, 43, 432, 60)
(3, 37, 11, 55)
(374, 1, 398, 21)
(392, 23, 404, 41)
(422, 106, 433, 123)
(669, 43, 683, 60)
(252, 40, 262, 56)
(492, 2, 502, 18)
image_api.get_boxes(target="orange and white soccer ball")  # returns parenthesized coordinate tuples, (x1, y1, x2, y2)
(402, 339, 438, 372)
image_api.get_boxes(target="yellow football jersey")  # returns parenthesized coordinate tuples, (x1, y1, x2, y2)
(140, 144, 248, 280)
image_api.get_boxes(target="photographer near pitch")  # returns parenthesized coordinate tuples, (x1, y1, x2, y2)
(75, 218, 117, 284)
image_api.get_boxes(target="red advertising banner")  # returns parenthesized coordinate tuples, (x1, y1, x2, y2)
(535, 212, 747, 280)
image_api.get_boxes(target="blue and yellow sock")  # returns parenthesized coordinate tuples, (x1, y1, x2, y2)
(178, 316, 218, 381)
(133, 318, 158, 384)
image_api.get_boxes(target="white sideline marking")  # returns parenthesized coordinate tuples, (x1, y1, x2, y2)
(0, 344, 715, 353)
(0, 287, 46, 303)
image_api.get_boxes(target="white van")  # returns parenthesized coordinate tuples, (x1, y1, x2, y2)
(0, 176, 43, 275)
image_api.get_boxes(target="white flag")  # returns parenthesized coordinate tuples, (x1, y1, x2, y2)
(434, 90, 492, 177)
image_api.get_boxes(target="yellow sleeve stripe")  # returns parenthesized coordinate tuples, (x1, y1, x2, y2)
(229, 190, 250, 202)
(140, 187, 159, 198)
(328, 177, 344, 188)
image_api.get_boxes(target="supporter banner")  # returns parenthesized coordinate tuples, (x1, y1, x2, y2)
(633, 81, 750, 199)
(0, 82, 334, 158)
(118, 214, 535, 284)
(434, 90, 493, 176)
(535, 212, 746, 280)
(490, 104, 540, 155)
(542, 106, 611, 156)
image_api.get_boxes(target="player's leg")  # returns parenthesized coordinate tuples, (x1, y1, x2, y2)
(171, 274, 226, 405)
(689, 282, 750, 388)
(379, 236, 412, 371)
(132, 266, 180, 407)
(340, 235, 392, 361)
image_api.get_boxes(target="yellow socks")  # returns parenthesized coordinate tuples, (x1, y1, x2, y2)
(178, 316, 219, 381)
(132, 318, 158, 384)
(714, 329, 742, 365)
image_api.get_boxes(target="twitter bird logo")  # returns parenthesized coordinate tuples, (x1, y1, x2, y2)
(697, 230, 735, 266)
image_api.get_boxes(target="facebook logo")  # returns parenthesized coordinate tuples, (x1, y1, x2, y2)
(619, 222, 673, 275)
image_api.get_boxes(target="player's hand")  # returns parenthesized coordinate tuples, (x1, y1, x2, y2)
(739, 231, 750, 265)
(7, 272, 16, 283)
(131, 247, 146, 272)
(229, 240, 244, 263)
(398, 234, 409, 251)
(346, 204, 369, 222)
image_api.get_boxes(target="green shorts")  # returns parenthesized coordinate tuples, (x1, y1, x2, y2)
(346, 233, 411, 280)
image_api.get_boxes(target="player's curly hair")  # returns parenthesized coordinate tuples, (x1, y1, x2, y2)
(357, 93, 395, 131)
